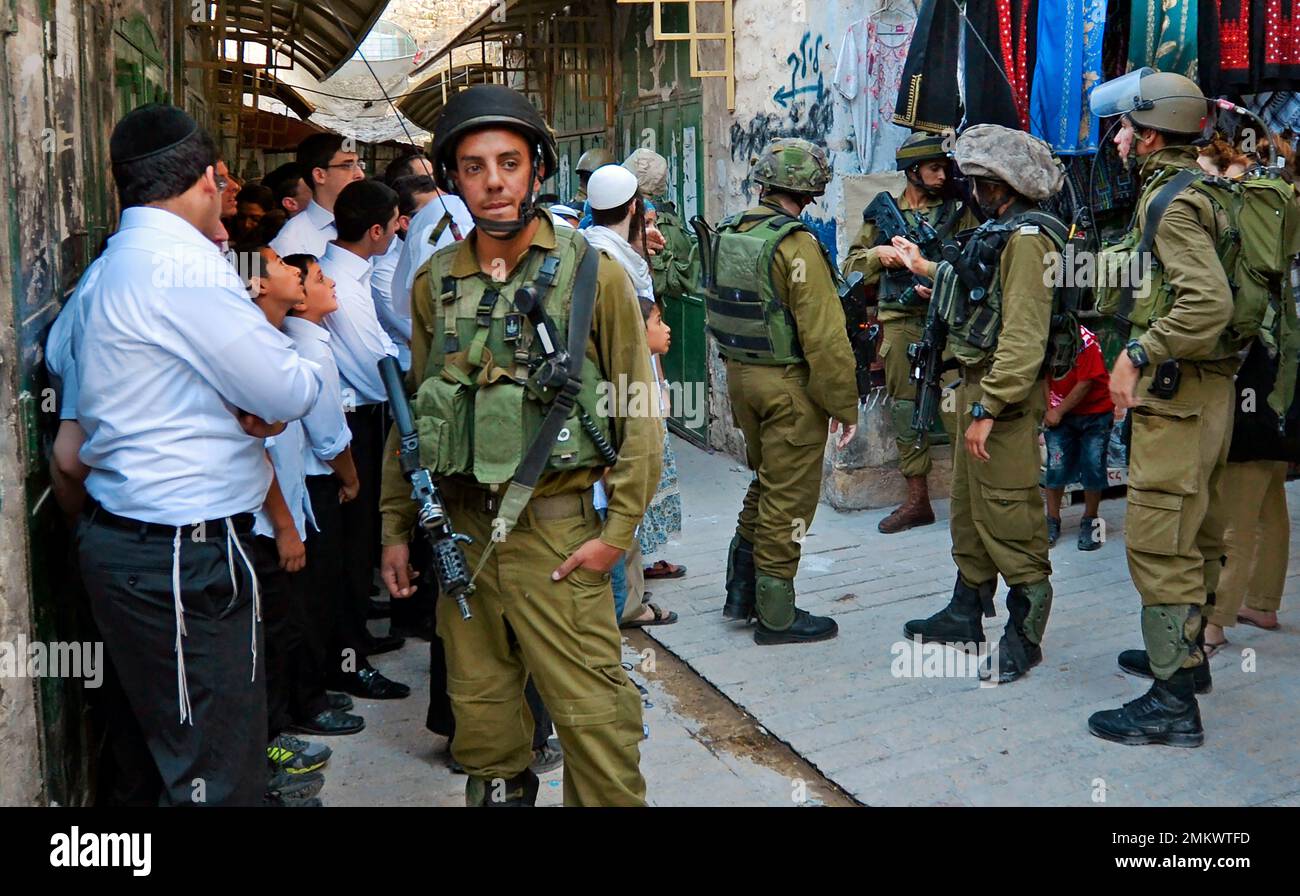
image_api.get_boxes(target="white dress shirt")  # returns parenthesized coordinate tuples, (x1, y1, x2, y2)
(370, 235, 410, 370)
(270, 198, 336, 260)
(391, 193, 474, 322)
(318, 242, 398, 406)
(46, 255, 108, 420)
(254, 422, 316, 541)
(75, 206, 322, 525)
(282, 315, 352, 477)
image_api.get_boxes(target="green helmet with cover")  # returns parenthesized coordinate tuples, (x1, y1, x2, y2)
(751, 138, 832, 197)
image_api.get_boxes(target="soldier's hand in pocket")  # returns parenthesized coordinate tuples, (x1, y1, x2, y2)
(553, 538, 623, 580)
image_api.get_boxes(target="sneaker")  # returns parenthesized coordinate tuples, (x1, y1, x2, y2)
(267, 768, 325, 804)
(1077, 516, 1101, 551)
(267, 734, 330, 774)
(529, 736, 564, 775)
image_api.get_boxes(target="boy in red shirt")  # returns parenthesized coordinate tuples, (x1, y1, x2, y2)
(1043, 326, 1116, 551)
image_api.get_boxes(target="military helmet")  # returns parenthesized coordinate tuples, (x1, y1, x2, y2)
(1090, 68, 1208, 136)
(895, 132, 951, 171)
(751, 138, 832, 197)
(954, 124, 1064, 202)
(576, 146, 616, 175)
(623, 147, 669, 197)
(429, 85, 557, 193)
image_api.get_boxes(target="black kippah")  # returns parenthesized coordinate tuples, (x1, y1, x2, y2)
(110, 104, 201, 164)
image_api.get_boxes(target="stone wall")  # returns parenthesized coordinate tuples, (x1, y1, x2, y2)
(383, 0, 495, 53)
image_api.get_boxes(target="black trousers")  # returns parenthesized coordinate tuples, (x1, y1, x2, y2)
(77, 508, 266, 806)
(255, 535, 327, 736)
(342, 403, 386, 657)
(304, 473, 358, 686)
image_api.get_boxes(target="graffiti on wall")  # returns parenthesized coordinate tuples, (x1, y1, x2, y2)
(731, 31, 834, 166)
(774, 31, 825, 109)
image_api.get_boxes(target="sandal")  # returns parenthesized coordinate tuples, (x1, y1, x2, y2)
(1203, 638, 1228, 660)
(1236, 612, 1279, 631)
(620, 601, 678, 629)
(644, 560, 687, 579)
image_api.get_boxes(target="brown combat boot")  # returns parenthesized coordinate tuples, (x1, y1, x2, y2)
(877, 475, 936, 534)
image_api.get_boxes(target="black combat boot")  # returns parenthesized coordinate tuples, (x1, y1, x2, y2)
(1087, 668, 1205, 747)
(467, 769, 540, 807)
(1116, 614, 1214, 694)
(752, 576, 838, 645)
(903, 576, 992, 645)
(997, 583, 1048, 683)
(721, 534, 757, 621)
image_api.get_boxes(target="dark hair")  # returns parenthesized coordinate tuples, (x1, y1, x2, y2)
(392, 174, 438, 218)
(591, 196, 646, 250)
(384, 150, 432, 185)
(637, 296, 661, 323)
(265, 162, 307, 204)
(236, 183, 275, 211)
(296, 133, 350, 191)
(334, 179, 399, 242)
(281, 253, 317, 285)
(536, 192, 561, 205)
(112, 129, 219, 208)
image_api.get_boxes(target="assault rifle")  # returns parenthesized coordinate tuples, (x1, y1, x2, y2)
(864, 192, 942, 306)
(839, 270, 880, 403)
(378, 356, 475, 620)
(907, 286, 954, 448)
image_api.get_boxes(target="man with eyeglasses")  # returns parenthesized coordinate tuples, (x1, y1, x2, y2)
(271, 132, 366, 259)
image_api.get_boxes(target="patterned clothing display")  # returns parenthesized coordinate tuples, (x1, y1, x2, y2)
(838, 15, 916, 173)
(894, 0, 963, 132)
(966, 0, 1039, 130)
(1201, 1, 1300, 95)
(1127, 0, 1199, 79)
(1254, 90, 1300, 134)
(1032, 0, 1109, 154)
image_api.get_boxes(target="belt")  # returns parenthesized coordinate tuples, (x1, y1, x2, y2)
(84, 499, 254, 539)
(440, 479, 593, 522)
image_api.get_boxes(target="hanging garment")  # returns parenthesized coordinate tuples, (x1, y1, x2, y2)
(834, 19, 872, 171)
(1128, 0, 1198, 79)
(965, 0, 1039, 130)
(865, 12, 918, 172)
(1201, 2, 1300, 96)
(1255, 90, 1300, 134)
(894, 0, 963, 132)
(1104, 0, 1133, 79)
(1032, 0, 1109, 154)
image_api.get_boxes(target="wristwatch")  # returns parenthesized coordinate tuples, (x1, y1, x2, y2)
(969, 402, 994, 421)
(1125, 339, 1150, 370)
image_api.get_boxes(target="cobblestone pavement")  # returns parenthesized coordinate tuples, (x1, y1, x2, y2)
(639, 438, 1300, 807)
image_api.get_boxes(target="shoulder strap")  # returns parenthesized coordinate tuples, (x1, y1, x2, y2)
(1115, 168, 1200, 340)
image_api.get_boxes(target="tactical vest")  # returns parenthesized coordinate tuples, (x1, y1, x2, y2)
(937, 209, 1069, 369)
(704, 206, 824, 365)
(409, 225, 612, 484)
(874, 197, 962, 313)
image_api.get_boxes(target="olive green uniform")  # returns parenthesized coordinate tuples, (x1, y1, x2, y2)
(726, 201, 859, 581)
(843, 194, 977, 476)
(1123, 146, 1240, 678)
(380, 214, 661, 806)
(650, 202, 698, 302)
(926, 206, 1055, 590)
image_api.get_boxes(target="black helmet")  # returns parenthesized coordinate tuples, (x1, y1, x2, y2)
(428, 85, 557, 239)
(430, 85, 557, 193)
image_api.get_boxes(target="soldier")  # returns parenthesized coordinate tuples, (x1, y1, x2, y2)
(892, 125, 1064, 684)
(571, 146, 615, 207)
(707, 138, 859, 645)
(378, 85, 660, 806)
(1085, 72, 1238, 747)
(844, 133, 978, 533)
(623, 147, 697, 303)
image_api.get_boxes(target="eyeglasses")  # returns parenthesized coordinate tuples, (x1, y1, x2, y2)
(326, 159, 366, 172)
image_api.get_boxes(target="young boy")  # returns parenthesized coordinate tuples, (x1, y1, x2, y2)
(1042, 325, 1115, 551)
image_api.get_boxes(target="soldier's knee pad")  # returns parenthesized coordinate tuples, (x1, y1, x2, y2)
(890, 398, 918, 439)
(1140, 604, 1200, 679)
(755, 575, 797, 630)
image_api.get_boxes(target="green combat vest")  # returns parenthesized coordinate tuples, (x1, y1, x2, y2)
(409, 225, 612, 484)
(936, 209, 1070, 370)
(1095, 165, 1300, 417)
(875, 197, 962, 313)
(704, 206, 824, 364)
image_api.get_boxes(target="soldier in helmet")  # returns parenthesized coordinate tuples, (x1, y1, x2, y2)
(843, 133, 978, 534)
(892, 125, 1064, 684)
(623, 147, 697, 303)
(1085, 71, 1233, 747)
(707, 138, 859, 645)
(379, 85, 661, 805)
(571, 146, 615, 207)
